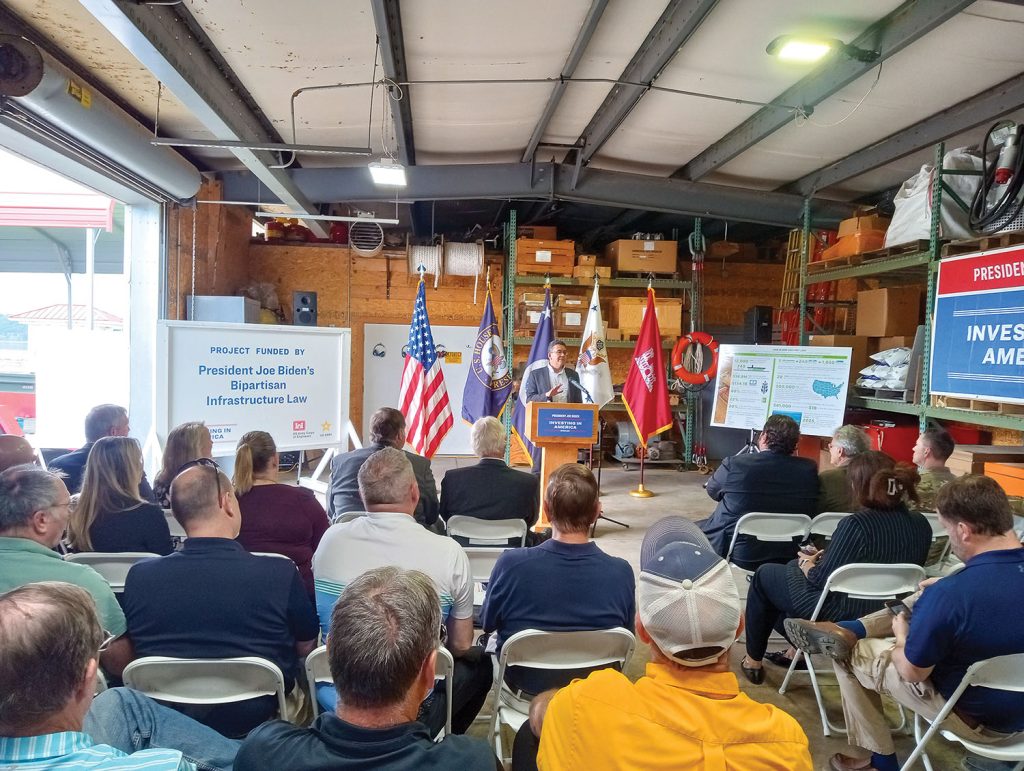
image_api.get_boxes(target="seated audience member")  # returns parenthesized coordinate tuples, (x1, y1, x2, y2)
(818, 424, 870, 514)
(699, 414, 818, 569)
(235, 567, 500, 771)
(49, 404, 154, 500)
(785, 474, 1024, 771)
(0, 434, 36, 472)
(913, 427, 957, 511)
(151, 421, 213, 507)
(123, 460, 319, 736)
(233, 430, 329, 597)
(0, 581, 239, 771)
(313, 447, 491, 735)
(517, 517, 812, 770)
(327, 407, 439, 527)
(66, 436, 173, 555)
(0, 464, 132, 677)
(740, 451, 932, 684)
(440, 416, 541, 543)
(481, 463, 634, 694)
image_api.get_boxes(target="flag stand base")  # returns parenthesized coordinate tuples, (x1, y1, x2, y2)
(629, 484, 655, 498)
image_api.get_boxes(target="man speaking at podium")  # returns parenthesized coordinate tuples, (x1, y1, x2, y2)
(523, 339, 584, 474)
(523, 340, 583, 406)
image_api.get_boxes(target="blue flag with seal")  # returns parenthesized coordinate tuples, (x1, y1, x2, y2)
(462, 287, 513, 423)
(512, 285, 554, 465)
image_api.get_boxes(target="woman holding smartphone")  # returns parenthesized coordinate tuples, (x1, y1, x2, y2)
(739, 450, 932, 684)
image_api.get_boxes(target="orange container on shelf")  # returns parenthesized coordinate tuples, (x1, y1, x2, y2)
(820, 230, 887, 261)
(264, 218, 287, 241)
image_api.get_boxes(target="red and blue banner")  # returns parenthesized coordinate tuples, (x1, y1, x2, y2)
(931, 244, 1024, 405)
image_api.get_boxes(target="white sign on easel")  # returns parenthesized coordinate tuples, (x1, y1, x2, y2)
(157, 321, 351, 454)
(710, 344, 852, 438)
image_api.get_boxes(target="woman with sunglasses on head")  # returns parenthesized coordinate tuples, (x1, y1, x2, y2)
(152, 421, 213, 508)
(233, 430, 329, 598)
(67, 436, 173, 555)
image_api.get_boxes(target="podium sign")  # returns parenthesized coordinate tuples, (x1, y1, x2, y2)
(526, 403, 599, 529)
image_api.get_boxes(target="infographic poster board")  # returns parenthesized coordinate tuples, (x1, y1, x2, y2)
(710, 344, 852, 437)
(930, 245, 1024, 405)
(158, 321, 351, 454)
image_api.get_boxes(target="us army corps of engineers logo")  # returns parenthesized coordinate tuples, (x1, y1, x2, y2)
(472, 329, 512, 390)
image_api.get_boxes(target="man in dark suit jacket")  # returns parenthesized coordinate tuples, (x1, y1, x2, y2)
(699, 414, 818, 570)
(522, 339, 583, 406)
(328, 407, 439, 527)
(440, 417, 540, 544)
(48, 404, 155, 501)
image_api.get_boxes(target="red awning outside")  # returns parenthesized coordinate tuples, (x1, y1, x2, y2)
(0, 192, 115, 230)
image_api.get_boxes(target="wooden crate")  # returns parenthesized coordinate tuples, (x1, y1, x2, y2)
(516, 238, 575, 275)
(608, 297, 683, 336)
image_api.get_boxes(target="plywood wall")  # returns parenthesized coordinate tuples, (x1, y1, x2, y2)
(246, 242, 503, 431)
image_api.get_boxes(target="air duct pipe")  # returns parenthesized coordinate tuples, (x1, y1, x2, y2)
(0, 34, 201, 201)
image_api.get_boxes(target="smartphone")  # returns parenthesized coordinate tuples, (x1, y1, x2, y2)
(799, 544, 819, 557)
(884, 599, 912, 620)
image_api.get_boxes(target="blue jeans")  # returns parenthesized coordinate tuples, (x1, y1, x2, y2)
(85, 688, 241, 771)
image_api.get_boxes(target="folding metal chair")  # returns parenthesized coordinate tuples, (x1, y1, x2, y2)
(778, 562, 926, 736)
(64, 551, 159, 592)
(489, 628, 635, 767)
(808, 512, 854, 549)
(446, 516, 527, 547)
(725, 512, 811, 601)
(901, 653, 1024, 771)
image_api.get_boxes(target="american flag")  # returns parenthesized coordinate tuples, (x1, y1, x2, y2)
(399, 279, 453, 458)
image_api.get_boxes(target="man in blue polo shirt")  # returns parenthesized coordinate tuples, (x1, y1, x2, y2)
(123, 461, 319, 736)
(786, 474, 1024, 771)
(480, 463, 635, 694)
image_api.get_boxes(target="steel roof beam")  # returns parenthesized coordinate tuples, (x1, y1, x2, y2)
(567, 0, 718, 168)
(780, 72, 1024, 196)
(369, 0, 429, 234)
(521, 0, 610, 163)
(218, 162, 856, 228)
(78, 0, 328, 236)
(676, 0, 973, 182)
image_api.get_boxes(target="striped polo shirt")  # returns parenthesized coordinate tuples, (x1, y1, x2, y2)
(312, 511, 473, 637)
(0, 732, 192, 769)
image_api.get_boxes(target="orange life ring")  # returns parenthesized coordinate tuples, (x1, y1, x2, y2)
(671, 332, 719, 385)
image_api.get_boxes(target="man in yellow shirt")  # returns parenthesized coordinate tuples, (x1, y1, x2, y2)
(521, 516, 812, 771)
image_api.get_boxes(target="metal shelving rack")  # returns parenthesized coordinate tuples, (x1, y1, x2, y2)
(798, 143, 1024, 433)
(501, 213, 701, 465)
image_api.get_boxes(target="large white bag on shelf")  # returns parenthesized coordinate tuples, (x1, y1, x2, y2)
(884, 148, 983, 247)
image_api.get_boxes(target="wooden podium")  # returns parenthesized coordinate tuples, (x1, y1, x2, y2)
(526, 401, 599, 529)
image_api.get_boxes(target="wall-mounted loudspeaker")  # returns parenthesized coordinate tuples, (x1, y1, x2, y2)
(293, 291, 318, 326)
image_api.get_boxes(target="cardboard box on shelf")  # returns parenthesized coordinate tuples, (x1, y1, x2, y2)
(837, 215, 891, 239)
(557, 294, 587, 308)
(517, 225, 557, 240)
(605, 239, 677, 274)
(515, 303, 544, 330)
(821, 230, 886, 261)
(572, 265, 612, 280)
(520, 291, 547, 307)
(516, 238, 575, 275)
(608, 297, 683, 337)
(577, 254, 598, 266)
(875, 335, 915, 350)
(856, 286, 922, 337)
(809, 334, 872, 376)
(985, 462, 1024, 497)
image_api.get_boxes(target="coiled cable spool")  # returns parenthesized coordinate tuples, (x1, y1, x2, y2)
(409, 244, 442, 287)
(444, 241, 485, 302)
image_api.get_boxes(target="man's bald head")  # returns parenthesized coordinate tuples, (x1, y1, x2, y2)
(0, 436, 35, 473)
(168, 463, 233, 532)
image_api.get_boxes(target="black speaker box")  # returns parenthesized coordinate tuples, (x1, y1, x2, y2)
(744, 305, 773, 344)
(293, 291, 318, 326)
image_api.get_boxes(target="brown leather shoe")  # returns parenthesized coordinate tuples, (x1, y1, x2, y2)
(785, 618, 858, 662)
(829, 753, 877, 770)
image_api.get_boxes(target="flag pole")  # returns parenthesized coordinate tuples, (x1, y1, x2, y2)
(629, 277, 657, 499)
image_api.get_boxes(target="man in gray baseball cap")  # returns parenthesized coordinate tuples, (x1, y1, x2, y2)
(515, 516, 811, 770)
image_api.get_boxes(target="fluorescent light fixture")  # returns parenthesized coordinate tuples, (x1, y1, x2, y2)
(368, 158, 407, 187)
(253, 211, 400, 225)
(150, 138, 372, 155)
(767, 35, 879, 64)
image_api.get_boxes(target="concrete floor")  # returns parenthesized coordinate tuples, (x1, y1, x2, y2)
(430, 456, 969, 770)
